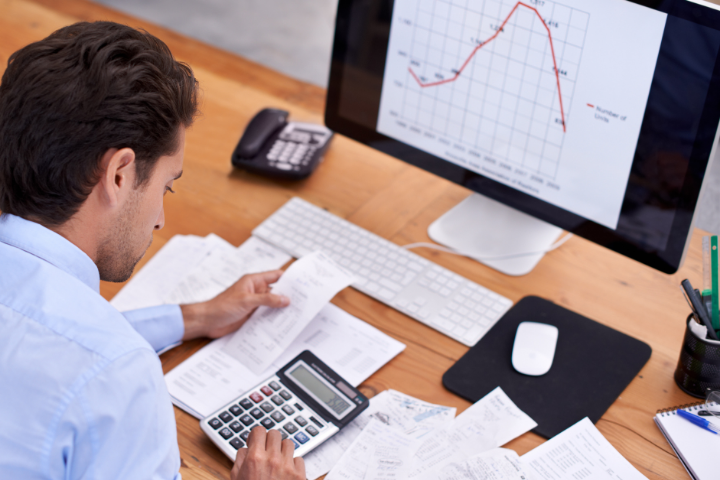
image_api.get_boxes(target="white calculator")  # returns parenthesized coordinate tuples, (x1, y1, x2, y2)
(200, 350, 369, 459)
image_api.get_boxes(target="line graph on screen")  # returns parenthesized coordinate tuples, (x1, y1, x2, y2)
(392, 0, 589, 178)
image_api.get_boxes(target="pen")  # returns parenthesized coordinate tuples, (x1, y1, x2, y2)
(681, 279, 720, 340)
(697, 410, 720, 417)
(677, 409, 720, 434)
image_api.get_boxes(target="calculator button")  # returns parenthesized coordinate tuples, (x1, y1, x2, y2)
(295, 416, 308, 427)
(295, 432, 310, 444)
(219, 411, 233, 423)
(282, 405, 295, 415)
(239, 414, 254, 426)
(271, 395, 283, 406)
(240, 430, 251, 441)
(309, 416, 324, 429)
(230, 437, 244, 450)
(269, 381, 281, 391)
(208, 418, 223, 430)
(249, 392, 264, 403)
(261, 418, 275, 429)
(229, 421, 243, 433)
(291, 438, 300, 448)
(219, 427, 233, 440)
(250, 408, 264, 419)
(229, 405, 243, 416)
(281, 431, 288, 440)
(260, 402, 274, 413)
(271, 411, 285, 423)
(294, 403, 303, 411)
(279, 390, 292, 400)
(284, 423, 298, 434)
(261, 386, 274, 396)
(306, 426, 319, 437)
(239, 398, 253, 410)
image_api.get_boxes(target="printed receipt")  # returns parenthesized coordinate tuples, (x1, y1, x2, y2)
(221, 251, 354, 374)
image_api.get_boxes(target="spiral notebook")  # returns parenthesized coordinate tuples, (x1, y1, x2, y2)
(654, 402, 720, 480)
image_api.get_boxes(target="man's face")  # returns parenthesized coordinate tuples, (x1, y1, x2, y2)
(97, 128, 185, 282)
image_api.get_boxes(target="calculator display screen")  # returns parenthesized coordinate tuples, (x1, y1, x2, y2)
(288, 363, 353, 418)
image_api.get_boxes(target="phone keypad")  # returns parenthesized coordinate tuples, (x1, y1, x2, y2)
(267, 140, 317, 171)
(206, 379, 326, 453)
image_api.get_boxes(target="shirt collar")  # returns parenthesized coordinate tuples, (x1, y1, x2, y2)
(0, 214, 100, 292)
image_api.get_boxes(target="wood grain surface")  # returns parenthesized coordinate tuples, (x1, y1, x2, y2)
(1, 0, 706, 478)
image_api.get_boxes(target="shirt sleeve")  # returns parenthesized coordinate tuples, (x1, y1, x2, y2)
(121, 305, 185, 353)
(50, 349, 182, 480)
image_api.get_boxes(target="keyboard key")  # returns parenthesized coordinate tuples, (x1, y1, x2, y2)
(261, 418, 275, 429)
(261, 386, 274, 396)
(279, 390, 292, 401)
(240, 430, 251, 441)
(310, 416, 324, 428)
(250, 408, 264, 419)
(249, 392, 264, 403)
(271, 395, 284, 406)
(295, 416, 308, 427)
(269, 381, 281, 391)
(208, 418, 223, 430)
(219, 411, 233, 423)
(271, 411, 285, 423)
(284, 423, 298, 434)
(229, 421, 243, 433)
(219, 427, 233, 440)
(260, 402, 274, 413)
(239, 414, 254, 426)
(282, 405, 295, 415)
(294, 403, 304, 411)
(239, 398, 253, 410)
(295, 432, 310, 444)
(306, 425, 319, 436)
(230, 437, 244, 450)
(229, 405, 243, 416)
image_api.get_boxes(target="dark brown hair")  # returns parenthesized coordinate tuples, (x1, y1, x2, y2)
(0, 21, 199, 226)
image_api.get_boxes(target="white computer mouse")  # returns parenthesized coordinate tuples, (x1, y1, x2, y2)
(511, 321, 558, 376)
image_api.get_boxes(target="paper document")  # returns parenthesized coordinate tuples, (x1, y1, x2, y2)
(521, 417, 647, 480)
(303, 390, 456, 480)
(435, 448, 530, 480)
(409, 387, 537, 479)
(165, 303, 405, 418)
(221, 251, 354, 374)
(325, 419, 417, 480)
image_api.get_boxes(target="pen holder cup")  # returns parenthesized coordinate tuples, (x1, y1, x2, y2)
(674, 314, 720, 398)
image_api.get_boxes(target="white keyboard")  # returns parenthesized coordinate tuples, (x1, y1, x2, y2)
(252, 198, 513, 346)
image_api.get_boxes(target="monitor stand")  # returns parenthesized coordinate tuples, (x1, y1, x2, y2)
(428, 194, 563, 276)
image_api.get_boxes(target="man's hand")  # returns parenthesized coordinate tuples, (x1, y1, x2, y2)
(231, 427, 305, 480)
(180, 270, 289, 340)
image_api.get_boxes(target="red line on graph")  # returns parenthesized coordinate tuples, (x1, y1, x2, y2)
(408, 1, 567, 132)
(586, 103, 594, 108)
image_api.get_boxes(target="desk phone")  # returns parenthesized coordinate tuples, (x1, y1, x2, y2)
(200, 350, 369, 459)
(231, 108, 333, 179)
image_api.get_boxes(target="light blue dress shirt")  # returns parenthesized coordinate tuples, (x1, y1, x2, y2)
(0, 214, 186, 479)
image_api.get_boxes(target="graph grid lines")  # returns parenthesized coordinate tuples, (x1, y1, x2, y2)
(399, 0, 589, 179)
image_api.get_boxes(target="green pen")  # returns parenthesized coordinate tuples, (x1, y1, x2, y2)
(712, 236, 719, 332)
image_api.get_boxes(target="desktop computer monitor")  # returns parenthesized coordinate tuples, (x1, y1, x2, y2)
(325, 0, 720, 275)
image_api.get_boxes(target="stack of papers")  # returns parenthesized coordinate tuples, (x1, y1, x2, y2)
(313, 388, 648, 480)
(111, 234, 406, 418)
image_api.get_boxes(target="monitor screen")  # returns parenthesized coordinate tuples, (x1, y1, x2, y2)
(325, 0, 720, 273)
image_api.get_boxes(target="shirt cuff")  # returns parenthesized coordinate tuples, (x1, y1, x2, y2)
(121, 304, 185, 353)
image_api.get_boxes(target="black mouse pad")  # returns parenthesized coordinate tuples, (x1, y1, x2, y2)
(443, 296, 652, 439)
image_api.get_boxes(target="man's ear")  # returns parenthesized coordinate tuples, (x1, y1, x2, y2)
(98, 148, 136, 208)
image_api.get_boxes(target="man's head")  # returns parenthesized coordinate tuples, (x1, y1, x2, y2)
(0, 21, 199, 281)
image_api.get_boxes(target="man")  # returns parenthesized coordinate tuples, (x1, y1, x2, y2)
(0, 22, 305, 480)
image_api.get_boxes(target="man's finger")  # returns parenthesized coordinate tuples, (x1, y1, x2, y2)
(252, 292, 290, 308)
(294, 456, 306, 477)
(280, 438, 296, 459)
(247, 425, 267, 452)
(247, 270, 284, 288)
(265, 428, 283, 454)
(233, 447, 249, 466)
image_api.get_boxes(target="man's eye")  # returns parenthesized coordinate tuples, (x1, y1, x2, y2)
(165, 187, 175, 195)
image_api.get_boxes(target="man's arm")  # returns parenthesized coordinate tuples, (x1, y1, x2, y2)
(121, 270, 290, 351)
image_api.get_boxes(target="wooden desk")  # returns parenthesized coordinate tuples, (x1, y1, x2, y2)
(2, 1, 706, 478)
